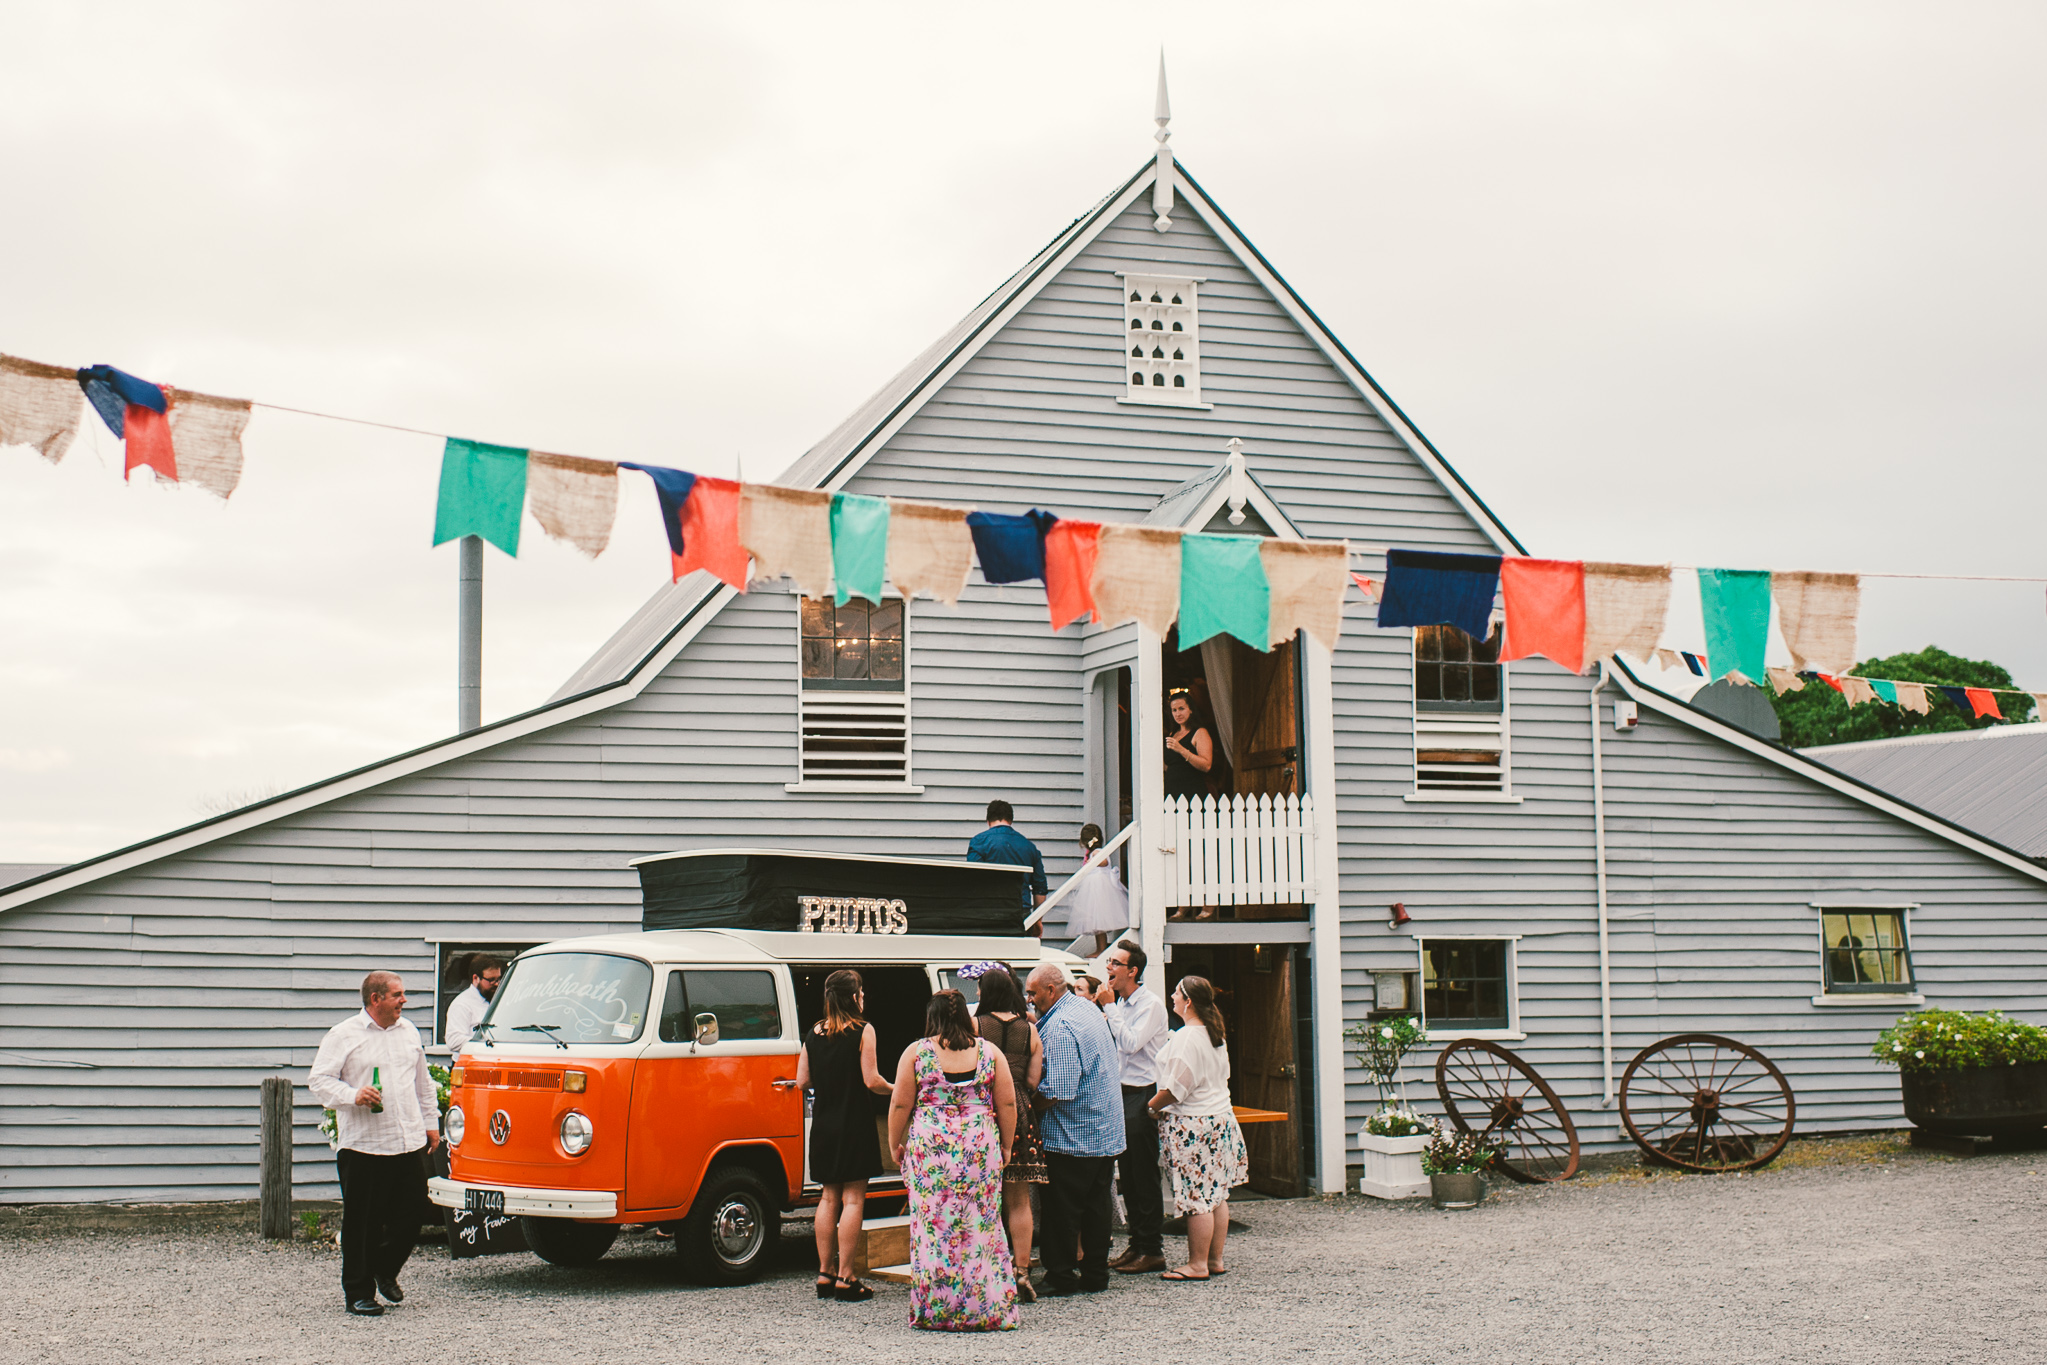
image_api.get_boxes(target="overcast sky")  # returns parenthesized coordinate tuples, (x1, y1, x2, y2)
(4, 3, 2045, 865)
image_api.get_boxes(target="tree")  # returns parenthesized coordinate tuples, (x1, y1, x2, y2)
(1770, 645, 2034, 749)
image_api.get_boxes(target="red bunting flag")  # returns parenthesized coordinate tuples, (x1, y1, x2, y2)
(1965, 687, 2003, 720)
(1499, 558, 1586, 673)
(1350, 573, 1380, 603)
(1043, 520, 1101, 630)
(673, 476, 747, 589)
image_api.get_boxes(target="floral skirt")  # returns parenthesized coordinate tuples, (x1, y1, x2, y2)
(1160, 1113, 1249, 1216)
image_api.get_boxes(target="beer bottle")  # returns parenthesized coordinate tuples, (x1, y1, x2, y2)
(370, 1065, 384, 1114)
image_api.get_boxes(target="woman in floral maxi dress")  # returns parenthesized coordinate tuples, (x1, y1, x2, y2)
(887, 990, 1020, 1332)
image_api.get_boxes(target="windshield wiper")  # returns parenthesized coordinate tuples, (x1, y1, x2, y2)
(511, 1023, 568, 1050)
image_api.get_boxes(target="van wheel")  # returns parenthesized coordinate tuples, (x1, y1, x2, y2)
(521, 1217, 619, 1267)
(677, 1168, 780, 1285)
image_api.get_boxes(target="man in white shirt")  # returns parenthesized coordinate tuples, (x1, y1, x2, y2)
(1093, 939, 1168, 1274)
(443, 954, 504, 1049)
(308, 971, 442, 1317)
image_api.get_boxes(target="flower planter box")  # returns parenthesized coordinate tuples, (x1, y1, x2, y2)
(1430, 1171, 1486, 1210)
(1356, 1130, 1431, 1200)
(1901, 1060, 2047, 1139)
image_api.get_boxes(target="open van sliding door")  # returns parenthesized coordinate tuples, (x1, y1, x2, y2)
(625, 966, 801, 1215)
(789, 964, 931, 1196)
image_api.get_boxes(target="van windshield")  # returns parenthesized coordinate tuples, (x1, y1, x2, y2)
(482, 953, 653, 1045)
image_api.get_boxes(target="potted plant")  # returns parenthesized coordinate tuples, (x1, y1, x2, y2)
(1421, 1123, 1499, 1209)
(1345, 1015, 1430, 1199)
(1874, 1009, 2047, 1139)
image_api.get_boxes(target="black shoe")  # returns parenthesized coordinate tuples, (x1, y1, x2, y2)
(1078, 1278, 1111, 1293)
(816, 1275, 837, 1300)
(833, 1277, 875, 1302)
(1037, 1276, 1081, 1298)
(375, 1279, 404, 1304)
(346, 1300, 384, 1317)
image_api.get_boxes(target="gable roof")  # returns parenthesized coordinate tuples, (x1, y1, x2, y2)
(0, 157, 1527, 916)
(1799, 723, 2047, 859)
(1609, 659, 2047, 884)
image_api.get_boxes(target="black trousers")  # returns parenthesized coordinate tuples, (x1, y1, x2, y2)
(1040, 1151, 1115, 1289)
(336, 1145, 428, 1304)
(1118, 1084, 1164, 1256)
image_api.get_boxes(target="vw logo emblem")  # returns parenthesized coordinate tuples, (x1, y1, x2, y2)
(489, 1109, 512, 1145)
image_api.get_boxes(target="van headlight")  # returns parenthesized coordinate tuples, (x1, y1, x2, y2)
(445, 1105, 465, 1148)
(559, 1110, 594, 1156)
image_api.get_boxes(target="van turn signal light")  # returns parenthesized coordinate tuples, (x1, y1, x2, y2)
(563, 1070, 588, 1093)
(449, 1066, 466, 1088)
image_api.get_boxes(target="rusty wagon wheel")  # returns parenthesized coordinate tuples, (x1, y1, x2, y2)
(1434, 1039, 1581, 1183)
(1618, 1033, 1796, 1173)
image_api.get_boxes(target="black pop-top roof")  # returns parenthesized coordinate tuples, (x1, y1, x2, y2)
(627, 848, 1029, 936)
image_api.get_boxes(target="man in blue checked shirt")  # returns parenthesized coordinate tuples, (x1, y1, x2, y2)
(1025, 963, 1125, 1296)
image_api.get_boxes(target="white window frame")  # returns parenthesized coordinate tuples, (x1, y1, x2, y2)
(1406, 615, 1520, 803)
(785, 594, 923, 794)
(1115, 272, 1208, 408)
(1809, 903, 1926, 1007)
(1415, 934, 1524, 1041)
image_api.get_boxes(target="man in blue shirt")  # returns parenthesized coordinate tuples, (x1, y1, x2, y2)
(966, 799, 1047, 917)
(1026, 963, 1124, 1295)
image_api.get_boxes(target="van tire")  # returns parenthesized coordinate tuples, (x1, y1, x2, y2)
(521, 1216, 619, 1268)
(677, 1167, 780, 1285)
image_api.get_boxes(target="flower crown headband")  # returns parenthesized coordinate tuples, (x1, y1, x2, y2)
(956, 961, 1007, 981)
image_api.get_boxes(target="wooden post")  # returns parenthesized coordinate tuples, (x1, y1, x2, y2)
(260, 1076, 293, 1239)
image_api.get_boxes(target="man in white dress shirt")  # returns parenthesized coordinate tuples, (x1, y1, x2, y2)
(309, 971, 441, 1317)
(442, 954, 504, 1049)
(1093, 939, 1169, 1274)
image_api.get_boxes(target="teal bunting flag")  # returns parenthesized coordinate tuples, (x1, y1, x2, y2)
(1697, 568, 1770, 684)
(1870, 678, 1899, 705)
(433, 438, 529, 555)
(830, 492, 890, 606)
(1179, 533, 1270, 649)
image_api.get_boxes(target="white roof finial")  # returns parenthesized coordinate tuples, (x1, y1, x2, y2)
(1152, 51, 1174, 233)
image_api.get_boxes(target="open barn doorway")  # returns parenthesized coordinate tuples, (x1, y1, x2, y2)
(1161, 626, 1304, 800)
(1164, 941, 1310, 1197)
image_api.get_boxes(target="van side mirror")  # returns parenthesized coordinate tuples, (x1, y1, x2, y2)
(693, 1012, 720, 1047)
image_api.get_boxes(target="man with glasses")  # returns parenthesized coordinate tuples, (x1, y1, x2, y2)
(1092, 939, 1168, 1274)
(443, 954, 505, 1049)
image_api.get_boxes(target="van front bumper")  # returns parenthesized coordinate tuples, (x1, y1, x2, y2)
(427, 1176, 619, 1220)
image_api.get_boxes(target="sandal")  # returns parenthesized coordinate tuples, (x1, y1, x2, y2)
(1160, 1269, 1210, 1282)
(833, 1277, 875, 1302)
(815, 1274, 838, 1300)
(1014, 1269, 1036, 1303)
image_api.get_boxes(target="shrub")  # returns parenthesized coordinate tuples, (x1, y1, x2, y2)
(1872, 1009, 2047, 1072)
(1420, 1122, 1500, 1175)
(1365, 1108, 1430, 1137)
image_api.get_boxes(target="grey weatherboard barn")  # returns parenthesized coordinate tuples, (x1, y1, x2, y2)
(5, 150, 2046, 1206)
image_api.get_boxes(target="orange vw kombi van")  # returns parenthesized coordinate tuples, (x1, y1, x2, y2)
(427, 849, 1079, 1282)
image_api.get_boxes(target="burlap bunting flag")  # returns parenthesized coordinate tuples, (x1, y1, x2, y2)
(1091, 525, 1181, 638)
(1772, 570, 1859, 674)
(0, 354, 83, 463)
(1261, 540, 1350, 650)
(886, 500, 975, 606)
(1582, 562, 1671, 665)
(165, 389, 252, 501)
(739, 484, 834, 599)
(528, 453, 618, 557)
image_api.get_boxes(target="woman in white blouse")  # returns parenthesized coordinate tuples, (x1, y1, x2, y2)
(1145, 975, 1249, 1281)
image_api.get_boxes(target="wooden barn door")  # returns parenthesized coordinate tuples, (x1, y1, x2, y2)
(1232, 944, 1301, 1196)
(1231, 637, 1301, 798)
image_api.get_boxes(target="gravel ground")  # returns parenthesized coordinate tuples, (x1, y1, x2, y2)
(4, 1135, 2043, 1364)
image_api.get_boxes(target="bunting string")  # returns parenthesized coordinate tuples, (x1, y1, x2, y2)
(7, 346, 2047, 688)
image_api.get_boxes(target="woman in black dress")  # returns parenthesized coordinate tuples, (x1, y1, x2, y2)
(1164, 691, 1217, 799)
(796, 970, 893, 1301)
(968, 964, 1046, 1300)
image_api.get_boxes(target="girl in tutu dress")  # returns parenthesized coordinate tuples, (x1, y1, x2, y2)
(1065, 823, 1130, 958)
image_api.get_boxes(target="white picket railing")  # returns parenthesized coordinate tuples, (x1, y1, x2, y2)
(1164, 793, 1316, 908)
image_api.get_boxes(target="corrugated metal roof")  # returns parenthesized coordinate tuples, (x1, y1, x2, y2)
(1800, 723, 2047, 858)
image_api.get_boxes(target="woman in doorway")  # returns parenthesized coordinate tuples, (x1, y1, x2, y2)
(965, 964, 1047, 1302)
(796, 970, 894, 1302)
(1147, 975, 1249, 1282)
(1164, 691, 1217, 801)
(1065, 824, 1131, 959)
(889, 990, 1020, 1331)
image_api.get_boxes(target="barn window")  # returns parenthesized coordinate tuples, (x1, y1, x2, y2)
(1819, 910, 1914, 994)
(1418, 938, 1515, 1034)
(795, 596, 912, 789)
(1117, 272, 1202, 406)
(1413, 623, 1512, 797)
